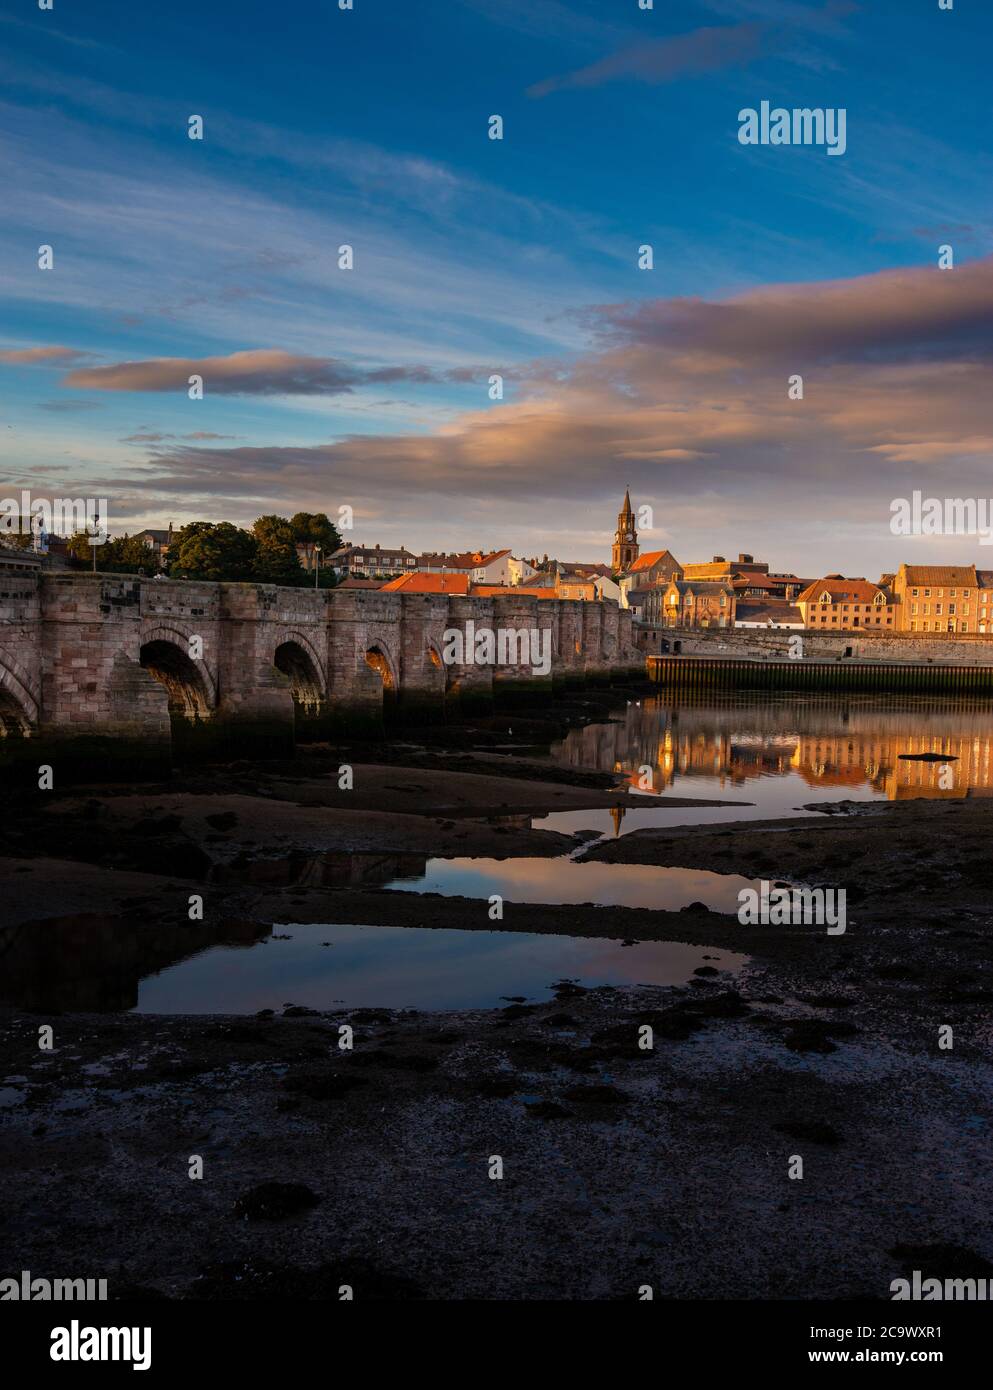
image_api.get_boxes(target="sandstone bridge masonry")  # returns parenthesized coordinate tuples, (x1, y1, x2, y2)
(0, 573, 643, 779)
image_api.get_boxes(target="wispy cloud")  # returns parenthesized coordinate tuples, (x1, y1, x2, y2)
(0, 345, 91, 365)
(64, 349, 487, 396)
(528, 20, 765, 98)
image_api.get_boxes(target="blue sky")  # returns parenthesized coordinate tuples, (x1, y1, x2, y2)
(2, 0, 992, 572)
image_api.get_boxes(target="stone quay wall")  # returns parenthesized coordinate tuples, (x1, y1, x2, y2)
(638, 624, 993, 666)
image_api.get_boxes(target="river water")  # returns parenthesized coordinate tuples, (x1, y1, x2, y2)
(9, 693, 986, 1015)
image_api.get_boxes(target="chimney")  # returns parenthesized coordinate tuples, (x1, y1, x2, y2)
(738, 553, 753, 563)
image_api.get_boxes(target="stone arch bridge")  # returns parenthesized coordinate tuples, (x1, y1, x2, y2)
(0, 573, 641, 776)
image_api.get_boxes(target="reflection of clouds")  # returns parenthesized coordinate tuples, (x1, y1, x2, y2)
(135, 923, 748, 1014)
(389, 857, 756, 913)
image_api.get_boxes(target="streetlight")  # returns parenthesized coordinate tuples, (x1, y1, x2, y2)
(314, 544, 322, 589)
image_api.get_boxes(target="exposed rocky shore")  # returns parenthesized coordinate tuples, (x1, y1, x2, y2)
(2, 686, 992, 1300)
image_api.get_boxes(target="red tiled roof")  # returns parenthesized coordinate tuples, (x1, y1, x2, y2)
(382, 573, 470, 595)
(629, 549, 679, 573)
(798, 577, 888, 604)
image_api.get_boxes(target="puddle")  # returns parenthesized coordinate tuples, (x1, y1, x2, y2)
(133, 922, 748, 1014)
(383, 856, 759, 913)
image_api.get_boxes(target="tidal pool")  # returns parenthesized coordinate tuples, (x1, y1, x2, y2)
(382, 856, 759, 913)
(133, 921, 748, 1014)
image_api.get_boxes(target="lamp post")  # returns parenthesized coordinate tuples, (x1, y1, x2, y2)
(314, 544, 321, 589)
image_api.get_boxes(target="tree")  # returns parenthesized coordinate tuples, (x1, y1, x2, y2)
(65, 531, 156, 573)
(169, 522, 258, 581)
(252, 515, 304, 585)
(289, 512, 342, 560)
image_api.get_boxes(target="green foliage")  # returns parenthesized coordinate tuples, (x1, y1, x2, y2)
(252, 514, 304, 585)
(289, 512, 342, 555)
(170, 522, 258, 581)
(65, 531, 159, 573)
(61, 512, 345, 585)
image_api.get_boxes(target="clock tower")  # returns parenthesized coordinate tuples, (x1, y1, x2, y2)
(612, 488, 639, 573)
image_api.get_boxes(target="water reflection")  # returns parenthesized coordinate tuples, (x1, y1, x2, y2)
(209, 851, 428, 887)
(384, 856, 759, 913)
(133, 923, 749, 1014)
(0, 913, 268, 1013)
(553, 694, 993, 814)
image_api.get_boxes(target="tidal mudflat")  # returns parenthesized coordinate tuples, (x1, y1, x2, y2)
(2, 689, 992, 1299)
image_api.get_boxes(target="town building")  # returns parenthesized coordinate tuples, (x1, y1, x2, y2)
(681, 553, 768, 581)
(624, 548, 683, 590)
(508, 555, 539, 586)
(796, 576, 896, 630)
(645, 579, 736, 628)
(329, 543, 418, 578)
(735, 600, 804, 629)
(134, 526, 174, 565)
(890, 564, 993, 634)
(416, 549, 513, 585)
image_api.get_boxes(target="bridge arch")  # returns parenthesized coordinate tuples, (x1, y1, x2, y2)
(0, 652, 40, 735)
(272, 632, 326, 706)
(138, 625, 217, 710)
(274, 635, 327, 739)
(365, 643, 398, 714)
(0, 660, 36, 738)
(139, 635, 214, 721)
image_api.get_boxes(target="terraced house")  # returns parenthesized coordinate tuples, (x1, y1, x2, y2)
(796, 576, 896, 630)
(890, 564, 993, 634)
(645, 578, 736, 628)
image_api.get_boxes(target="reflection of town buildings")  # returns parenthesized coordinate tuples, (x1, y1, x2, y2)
(210, 850, 427, 888)
(552, 696, 993, 802)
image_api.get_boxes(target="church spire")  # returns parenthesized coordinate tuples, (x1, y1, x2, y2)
(612, 488, 639, 574)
